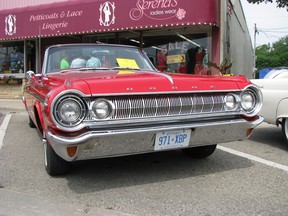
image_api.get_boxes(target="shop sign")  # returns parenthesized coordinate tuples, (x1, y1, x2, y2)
(5, 14, 16, 35)
(99, 2, 116, 26)
(167, 54, 186, 64)
(29, 9, 84, 32)
(0, 0, 217, 40)
(129, 0, 186, 21)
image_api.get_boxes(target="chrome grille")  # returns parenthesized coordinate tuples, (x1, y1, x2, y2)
(106, 94, 226, 120)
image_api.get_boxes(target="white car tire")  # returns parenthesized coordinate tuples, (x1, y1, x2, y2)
(282, 118, 288, 143)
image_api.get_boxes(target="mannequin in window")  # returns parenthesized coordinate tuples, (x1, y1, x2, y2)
(70, 54, 86, 68)
(157, 47, 167, 72)
(60, 54, 70, 69)
(194, 47, 205, 75)
(86, 50, 101, 67)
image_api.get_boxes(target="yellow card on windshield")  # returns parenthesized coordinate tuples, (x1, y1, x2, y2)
(116, 58, 140, 69)
(117, 71, 136, 75)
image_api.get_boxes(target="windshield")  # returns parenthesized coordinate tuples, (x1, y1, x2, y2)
(44, 44, 156, 74)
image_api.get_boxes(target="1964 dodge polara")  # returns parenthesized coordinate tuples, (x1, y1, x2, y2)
(23, 44, 263, 176)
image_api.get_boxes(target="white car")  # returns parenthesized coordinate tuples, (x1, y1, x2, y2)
(263, 67, 288, 79)
(251, 78, 288, 142)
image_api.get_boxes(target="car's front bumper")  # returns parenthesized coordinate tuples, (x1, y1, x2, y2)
(45, 116, 264, 162)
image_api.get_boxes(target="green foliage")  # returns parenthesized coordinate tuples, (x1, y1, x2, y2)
(247, 0, 288, 8)
(256, 36, 288, 70)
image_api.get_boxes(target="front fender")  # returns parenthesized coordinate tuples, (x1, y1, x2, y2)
(34, 100, 45, 134)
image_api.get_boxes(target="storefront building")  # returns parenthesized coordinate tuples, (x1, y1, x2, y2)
(0, 0, 253, 83)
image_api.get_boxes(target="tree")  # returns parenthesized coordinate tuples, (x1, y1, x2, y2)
(255, 36, 288, 70)
(247, 0, 288, 9)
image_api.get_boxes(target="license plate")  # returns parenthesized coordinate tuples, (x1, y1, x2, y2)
(154, 129, 191, 151)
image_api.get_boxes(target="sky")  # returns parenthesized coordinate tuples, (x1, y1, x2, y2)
(240, 0, 288, 47)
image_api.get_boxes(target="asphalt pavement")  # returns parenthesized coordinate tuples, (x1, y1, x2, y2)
(0, 188, 134, 216)
(0, 98, 134, 216)
(0, 98, 24, 112)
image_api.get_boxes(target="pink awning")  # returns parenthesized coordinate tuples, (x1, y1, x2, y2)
(0, 0, 219, 41)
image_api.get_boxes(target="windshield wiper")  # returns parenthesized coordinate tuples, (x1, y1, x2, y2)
(110, 67, 141, 71)
(77, 67, 110, 71)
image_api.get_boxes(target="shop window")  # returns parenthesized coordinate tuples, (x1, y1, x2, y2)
(26, 41, 36, 72)
(143, 33, 209, 74)
(0, 43, 24, 74)
(0, 41, 36, 75)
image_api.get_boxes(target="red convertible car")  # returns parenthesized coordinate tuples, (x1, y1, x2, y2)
(23, 44, 263, 176)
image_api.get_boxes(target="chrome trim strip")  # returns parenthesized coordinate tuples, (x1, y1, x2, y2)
(23, 90, 46, 104)
(128, 98, 132, 118)
(91, 90, 242, 97)
(211, 95, 215, 112)
(143, 71, 174, 84)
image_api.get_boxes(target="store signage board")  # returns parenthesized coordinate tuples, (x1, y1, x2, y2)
(0, 0, 218, 40)
(167, 54, 186, 64)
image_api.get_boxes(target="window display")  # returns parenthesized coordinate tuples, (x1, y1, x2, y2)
(143, 33, 209, 74)
(0, 43, 24, 74)
(0, 41, 35, 75)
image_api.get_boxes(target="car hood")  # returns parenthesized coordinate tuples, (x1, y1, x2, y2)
(44, 70, 249, 95)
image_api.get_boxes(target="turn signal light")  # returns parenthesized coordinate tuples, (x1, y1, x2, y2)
(246, 128, 253, 137)
(67, 146, 77, 157)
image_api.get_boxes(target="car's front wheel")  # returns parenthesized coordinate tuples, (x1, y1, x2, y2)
(282, 118, 288, 143)
(44, 141, 71, 176)
(182, 144, 217, 158)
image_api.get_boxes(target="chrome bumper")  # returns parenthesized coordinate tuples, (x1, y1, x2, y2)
(45, 116, 264, 162)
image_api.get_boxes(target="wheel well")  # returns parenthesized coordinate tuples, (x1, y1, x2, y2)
(277, 99, 288, 120)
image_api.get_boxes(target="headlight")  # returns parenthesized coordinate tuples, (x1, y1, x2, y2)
(224, 94, 237, 110)
(241, 91, 255, 112)
(91, 99, 113, 119)
(54, 95, 87, 127)
(240, 86, 262, 116)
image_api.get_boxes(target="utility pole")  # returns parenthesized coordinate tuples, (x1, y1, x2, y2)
(253, 23, 257, 78)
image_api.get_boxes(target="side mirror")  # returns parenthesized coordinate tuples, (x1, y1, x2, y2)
(26, 70, 35, 78)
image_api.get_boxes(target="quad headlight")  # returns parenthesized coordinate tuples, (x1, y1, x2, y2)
(241, 91, 255, 111)
(240, 86, 262, 117)
(53, 94, 87, 128)
(224, 94, 237, 110)
(91, 99, 113, 119)
(224, 85, 262, 116)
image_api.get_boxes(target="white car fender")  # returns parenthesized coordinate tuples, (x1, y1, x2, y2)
(277, 98, 288, 123)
